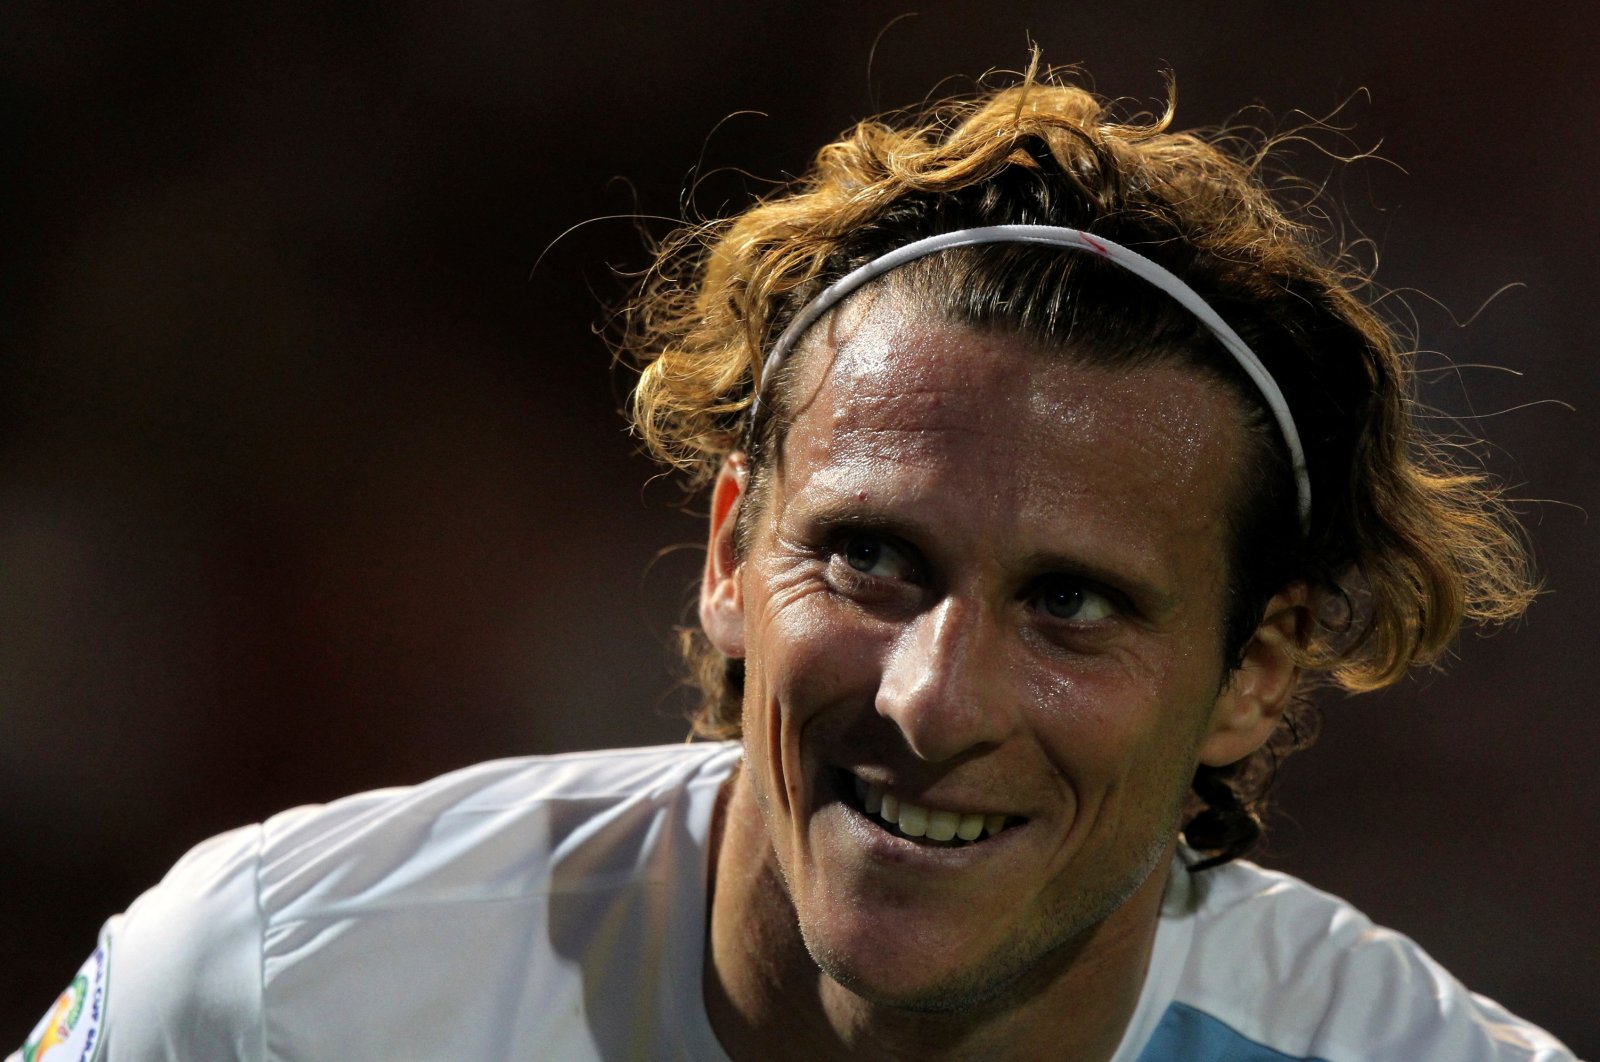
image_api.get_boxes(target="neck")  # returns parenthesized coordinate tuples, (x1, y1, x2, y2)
(702, 768, 1172, 1062)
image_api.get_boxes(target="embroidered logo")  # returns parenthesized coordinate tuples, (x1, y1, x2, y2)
(19, 946, 106, 1062)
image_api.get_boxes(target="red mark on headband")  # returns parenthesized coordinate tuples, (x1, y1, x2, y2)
(1079, 233, 1110, 257)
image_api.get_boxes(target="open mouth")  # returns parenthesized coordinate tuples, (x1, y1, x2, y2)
(838, 769, 1021, 848)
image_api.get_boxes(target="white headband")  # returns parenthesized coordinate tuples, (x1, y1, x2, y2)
(754, 224, 1312, 530)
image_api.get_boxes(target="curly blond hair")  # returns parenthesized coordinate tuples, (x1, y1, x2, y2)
(619, 68, 1535, 866)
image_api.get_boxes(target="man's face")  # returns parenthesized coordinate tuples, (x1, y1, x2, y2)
(708, 289, 1277, 1010)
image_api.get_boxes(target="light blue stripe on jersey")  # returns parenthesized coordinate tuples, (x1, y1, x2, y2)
(1137, 1002, 1329, 1061)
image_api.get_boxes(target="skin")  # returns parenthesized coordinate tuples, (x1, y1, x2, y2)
(700, 288, 1303, 1060)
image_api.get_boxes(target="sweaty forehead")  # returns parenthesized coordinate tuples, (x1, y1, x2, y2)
(760, 288, 1255, 621)
(781, 289, 1243, 507)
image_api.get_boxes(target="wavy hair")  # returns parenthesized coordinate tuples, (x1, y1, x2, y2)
(619, 68, 1536, 868)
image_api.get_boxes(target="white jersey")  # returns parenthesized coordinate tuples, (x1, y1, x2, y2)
(12, 742, 1574, 1061)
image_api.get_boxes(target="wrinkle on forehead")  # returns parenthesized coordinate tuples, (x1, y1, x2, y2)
(771, 287, 1247, 602)
(811, 332, 1218, 496)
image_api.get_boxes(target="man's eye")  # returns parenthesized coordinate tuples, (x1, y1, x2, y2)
(1034, 579, 1115, 622)
(839, 535, 917, 581)
(845, 537, 882, 573)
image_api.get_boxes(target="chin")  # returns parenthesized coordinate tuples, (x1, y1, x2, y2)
(798, 908, 1047, 1016)
(829, 962, 1031, 1015)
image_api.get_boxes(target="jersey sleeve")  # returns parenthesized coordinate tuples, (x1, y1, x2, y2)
(1163, 861, 1579, 1062)
(21, 823, 270, 1061)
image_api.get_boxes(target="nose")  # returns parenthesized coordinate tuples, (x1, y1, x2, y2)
(874, 596, 1016, 762)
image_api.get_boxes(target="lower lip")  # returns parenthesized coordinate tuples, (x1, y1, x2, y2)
(826, 789, 1029, 871)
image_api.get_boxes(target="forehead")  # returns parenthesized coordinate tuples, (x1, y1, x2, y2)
(772, 288, 1249, 593)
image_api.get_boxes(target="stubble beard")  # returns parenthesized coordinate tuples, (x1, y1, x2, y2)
(802, 719, 1216, 1016)
(790, 823, 1175, 1019)
(744, 736, 1191, 1023)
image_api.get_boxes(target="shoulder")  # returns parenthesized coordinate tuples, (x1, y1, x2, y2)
(253, 740, 739, 914)
(1154, 859, 1575, 1061)
(76, 742, 737, 1060)
(79, 822, 269, 1058)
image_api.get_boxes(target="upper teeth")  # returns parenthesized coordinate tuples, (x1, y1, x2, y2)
(852, 775, 1008, 841)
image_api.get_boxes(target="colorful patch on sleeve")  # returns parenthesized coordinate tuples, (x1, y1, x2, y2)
(18, 946, 107, 1062)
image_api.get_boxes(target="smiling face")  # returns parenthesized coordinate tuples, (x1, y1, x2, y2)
(702, 287, 1296, 1014)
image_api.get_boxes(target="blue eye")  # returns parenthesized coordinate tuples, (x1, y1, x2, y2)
(836, 534, 919, 582)
(846, 537, 882, 573)
(1035, 579, 1115, 622)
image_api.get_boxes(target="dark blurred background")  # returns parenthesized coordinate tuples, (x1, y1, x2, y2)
(3, 0, 1595, 1052)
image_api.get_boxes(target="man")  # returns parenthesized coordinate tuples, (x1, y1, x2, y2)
(13, 72, 1573, 1060)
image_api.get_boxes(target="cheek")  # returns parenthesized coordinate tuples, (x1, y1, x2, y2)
(752, 591, 885, 727)
(1021, 654, 1154, 749)
(1020, 652, 1210, 791)
(743, 596, 887, 845)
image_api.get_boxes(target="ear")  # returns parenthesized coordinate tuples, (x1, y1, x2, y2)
(1196, 584, 1310, 768)
(698, 454, 748, 658)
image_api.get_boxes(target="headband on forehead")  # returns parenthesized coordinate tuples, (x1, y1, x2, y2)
(753, 224, 1312, 531)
